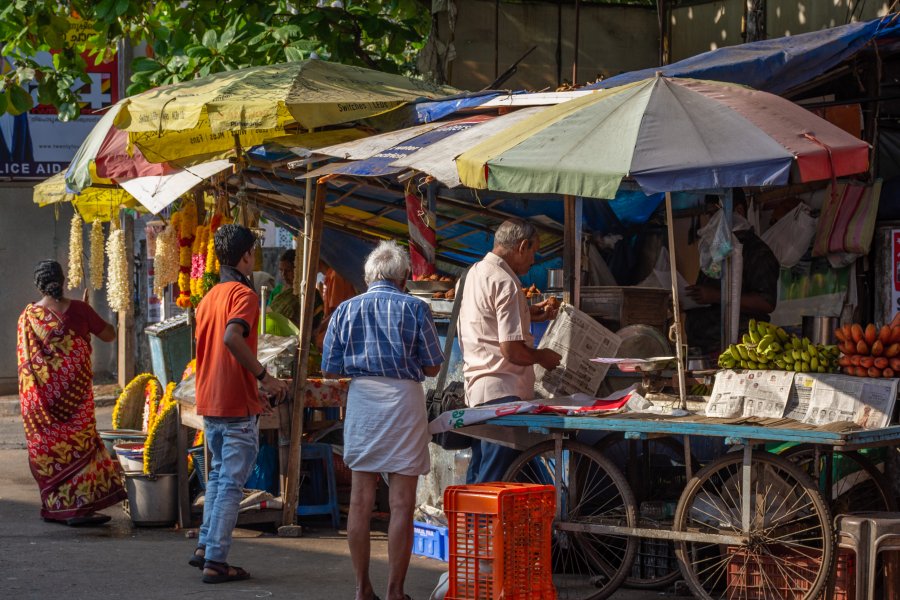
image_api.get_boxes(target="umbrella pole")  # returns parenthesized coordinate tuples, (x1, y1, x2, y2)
(282, 180, 327, 527)
(665, 192, 687, 410)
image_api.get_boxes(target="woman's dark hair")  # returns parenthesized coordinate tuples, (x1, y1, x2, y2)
(34, 260, 65, 300)
(214, 224, 257, 267)
(280, 249, 296, 264)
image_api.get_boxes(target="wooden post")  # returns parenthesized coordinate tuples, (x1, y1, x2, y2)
(281, 181, 327, 526)
(665, 193, 688, 410)
(562, 195, 582, 309)
(118, 213, 135, 388)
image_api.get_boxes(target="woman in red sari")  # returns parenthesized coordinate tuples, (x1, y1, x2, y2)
(17, 260, 127, 526)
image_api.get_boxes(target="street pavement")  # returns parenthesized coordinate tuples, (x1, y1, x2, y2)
(0, 401, 671, 599)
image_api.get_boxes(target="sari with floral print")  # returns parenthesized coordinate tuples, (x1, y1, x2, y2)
(16, 304, 126, 520)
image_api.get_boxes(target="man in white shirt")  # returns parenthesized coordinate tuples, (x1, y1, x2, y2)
(458, 218, 562, 483)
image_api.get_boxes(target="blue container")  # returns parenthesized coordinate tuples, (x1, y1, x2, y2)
(145, 315, 192, 386)
(413, 521, 449, 561)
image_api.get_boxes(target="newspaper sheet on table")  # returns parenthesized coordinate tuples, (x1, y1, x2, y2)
(534, 303, 621, 398)
(427, 401, 537, 434)
(705, 369, 794, 418)
(803, 375, 897, 429)
(708, 370, 898, 429)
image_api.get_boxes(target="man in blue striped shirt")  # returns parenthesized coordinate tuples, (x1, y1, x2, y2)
(322, 240, 443, 600)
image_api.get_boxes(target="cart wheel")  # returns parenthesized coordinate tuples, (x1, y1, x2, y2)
(673, 450, 833, 600)
(779, 444, 897, 514)
(503, 440, 638, 600)
(595, 434, 697, 590)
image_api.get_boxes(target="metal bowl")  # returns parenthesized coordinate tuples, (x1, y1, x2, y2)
(406, 280, 454, 293)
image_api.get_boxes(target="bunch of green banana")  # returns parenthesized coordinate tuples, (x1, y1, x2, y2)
(717, 319, 840, 372)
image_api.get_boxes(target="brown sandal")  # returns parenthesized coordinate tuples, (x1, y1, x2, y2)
(188, 546, 205, 569)
(202, 560, 251, 584)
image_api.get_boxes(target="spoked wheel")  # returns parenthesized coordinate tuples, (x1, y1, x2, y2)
(595, 434, 698, 590)
(779, 444, 897, 514)
(503, 440, 638, 600)
(674, 451, 833, 600)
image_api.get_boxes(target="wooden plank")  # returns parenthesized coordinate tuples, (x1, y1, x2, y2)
(480, 414, 900, 446)
(282, 181, 328, 525)
(117, 213, 136, 388)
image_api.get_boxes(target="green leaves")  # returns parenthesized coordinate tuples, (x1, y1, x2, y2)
(0, 0, 434, 119)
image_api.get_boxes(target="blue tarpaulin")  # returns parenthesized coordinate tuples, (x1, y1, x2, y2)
(588, 16, 900, 94)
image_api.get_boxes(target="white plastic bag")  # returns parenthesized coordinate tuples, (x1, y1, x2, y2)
(697, 210, 733, 278)
(760, 203, 817, 268)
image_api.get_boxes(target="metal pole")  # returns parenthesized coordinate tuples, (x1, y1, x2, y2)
(258, 285, 268, 336)
(665, 192, 688, 410)
(563, 195, 582, 308)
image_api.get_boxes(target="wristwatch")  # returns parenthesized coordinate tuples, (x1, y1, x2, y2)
(255, 367, 267, 381)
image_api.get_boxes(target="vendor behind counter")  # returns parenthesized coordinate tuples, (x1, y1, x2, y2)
(686, 190, 779, 356)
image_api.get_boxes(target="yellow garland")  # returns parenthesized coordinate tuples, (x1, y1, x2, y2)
(112, 373, 156, 430)
(143, 382, 177, 475)
(106, 218, 131, 313)
(67, 213, 83, 289)
(89, 219, 104, 290)
(153, 222, 179, 296)
(175, 203, 197, 308)
(190, 225, 210, 299)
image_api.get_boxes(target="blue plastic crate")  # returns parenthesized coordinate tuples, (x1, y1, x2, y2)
(413, 521, 449, 562)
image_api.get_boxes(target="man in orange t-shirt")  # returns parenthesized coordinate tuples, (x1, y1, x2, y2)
(189, 224, 287, 584)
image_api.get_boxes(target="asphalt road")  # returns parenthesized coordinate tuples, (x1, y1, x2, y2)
(0, 403, 670, 600)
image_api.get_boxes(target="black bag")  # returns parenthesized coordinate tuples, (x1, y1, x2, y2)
(426, 268, 472, 450)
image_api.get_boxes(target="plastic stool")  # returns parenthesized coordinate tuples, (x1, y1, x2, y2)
(296, 443, 341, 529)
(834, 512, 900, 599)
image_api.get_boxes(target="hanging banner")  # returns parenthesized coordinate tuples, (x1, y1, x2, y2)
(892, 229, 900, 316)
(405, 192, 436, 278)
(1, 28, 118, 179)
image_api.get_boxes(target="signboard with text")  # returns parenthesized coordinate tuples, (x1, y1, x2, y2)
(1, 26, 118, 179)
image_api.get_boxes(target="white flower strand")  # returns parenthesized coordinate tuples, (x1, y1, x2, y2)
(67, 213, 83, 289)
(89, 219, 105, 290)
(106, 219, 131, 313)
(153, 222, 179, 297)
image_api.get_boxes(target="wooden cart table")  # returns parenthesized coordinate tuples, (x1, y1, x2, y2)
(457, 413, 900, 600)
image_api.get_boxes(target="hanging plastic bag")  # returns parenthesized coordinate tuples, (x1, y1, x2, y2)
(760, 202, 817, 268)
(697, 209, 733, 279)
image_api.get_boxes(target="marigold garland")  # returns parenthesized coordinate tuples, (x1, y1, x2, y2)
(153, 222, 179, 297)
(143, 382, 177, 475)
(175, 202, 197, 308)
(189, 224, 209, 305)
(89, 219, 105, 290)
(67, 213, 83, 289)
(112, 373, 157, 430)
(201, 213, 223, 295)
(106, 218, 131, 313)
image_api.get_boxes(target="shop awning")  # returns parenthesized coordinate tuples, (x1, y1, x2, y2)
(588, 16, 900, 94)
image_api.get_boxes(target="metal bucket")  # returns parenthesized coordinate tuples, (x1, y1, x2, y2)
(124, 474, 177, 527)
(802, 316, 839, 346)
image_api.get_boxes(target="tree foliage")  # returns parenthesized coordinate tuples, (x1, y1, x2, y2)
(0, 0, 431, 120)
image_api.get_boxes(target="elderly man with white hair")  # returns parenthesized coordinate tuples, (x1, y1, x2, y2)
(322, 240, 444, 600)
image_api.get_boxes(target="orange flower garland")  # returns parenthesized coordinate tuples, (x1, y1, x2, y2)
(175, 202, 197, 308)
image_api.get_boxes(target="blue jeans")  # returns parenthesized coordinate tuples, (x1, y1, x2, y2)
(466, 396, 521, 484)
(199, 416, 259, 564)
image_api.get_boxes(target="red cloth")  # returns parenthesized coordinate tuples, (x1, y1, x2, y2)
(16, 304, 126, 520)
(194, 282, 262, 417)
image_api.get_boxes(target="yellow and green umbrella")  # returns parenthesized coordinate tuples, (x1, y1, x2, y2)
(114, 58, 458, 164)
(33, 171, 138, 222)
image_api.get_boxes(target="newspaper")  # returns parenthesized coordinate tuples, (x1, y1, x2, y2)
(705, 369, 794, 418)
(534, 303, 622, 398)
(804, 375, 898, 429)
(707, 370, 898, 429)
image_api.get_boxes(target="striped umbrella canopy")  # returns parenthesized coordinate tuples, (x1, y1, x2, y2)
(456, 75, 870, 198)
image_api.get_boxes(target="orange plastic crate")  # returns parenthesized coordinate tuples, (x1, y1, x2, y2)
(727, 546, 854, 600)
(444, 483, 556, 600)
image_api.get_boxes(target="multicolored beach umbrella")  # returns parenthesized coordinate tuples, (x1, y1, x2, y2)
(457, 75, 870, 198)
